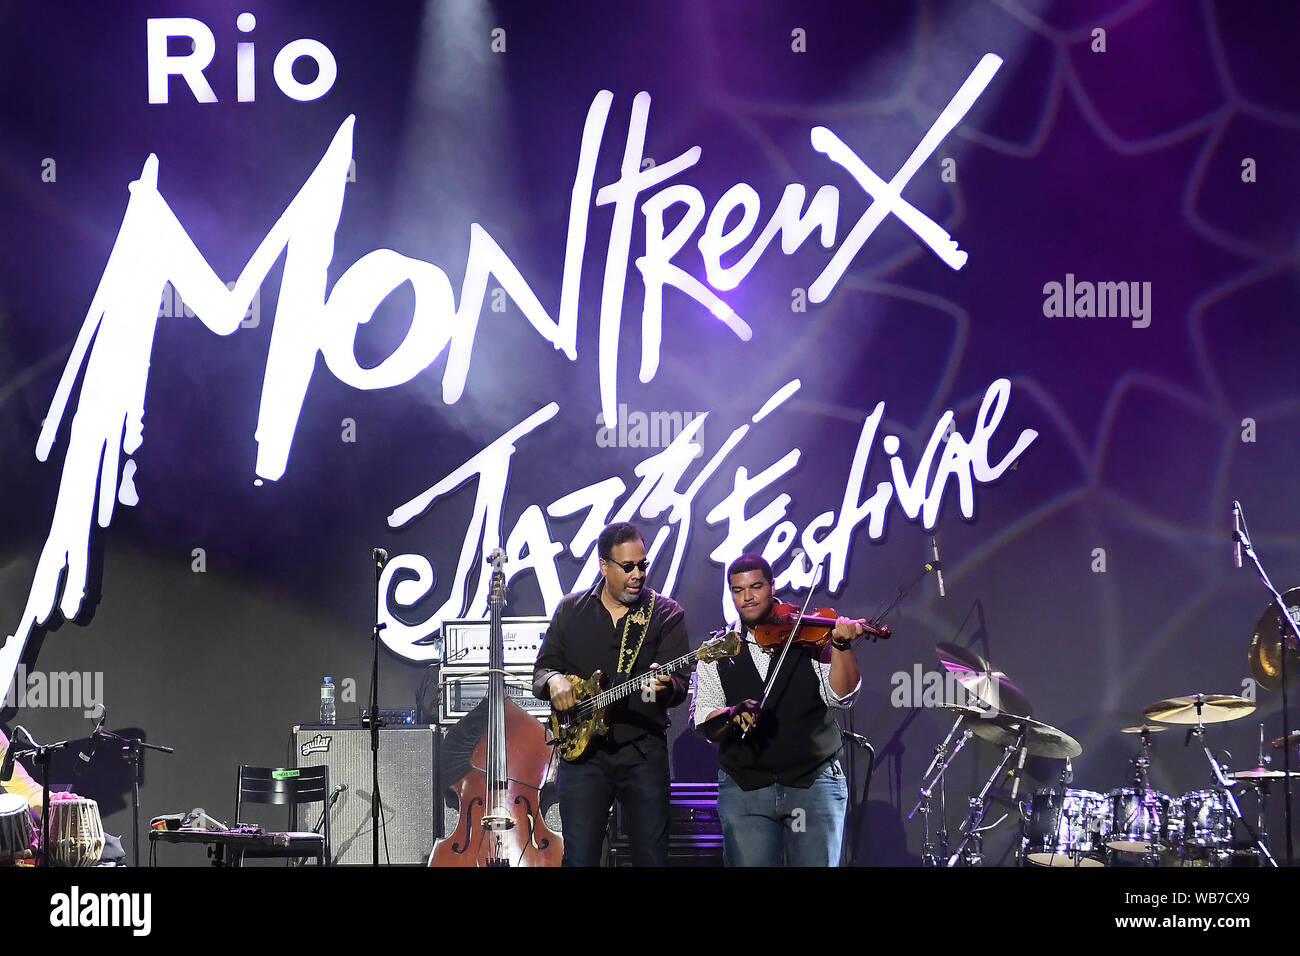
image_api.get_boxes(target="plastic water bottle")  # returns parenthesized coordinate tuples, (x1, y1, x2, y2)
(319, 677, 336, 725)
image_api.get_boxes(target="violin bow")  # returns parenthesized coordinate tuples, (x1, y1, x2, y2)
(741, 556, 825, 740)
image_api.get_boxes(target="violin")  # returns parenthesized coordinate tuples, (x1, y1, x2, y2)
(751, 602, 891, 650)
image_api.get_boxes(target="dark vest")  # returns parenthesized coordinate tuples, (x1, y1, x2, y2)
(718, 642, 843, 790)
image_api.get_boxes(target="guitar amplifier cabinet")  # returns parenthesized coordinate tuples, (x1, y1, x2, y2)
(439, 665, 549, 722)
(291, 724, 439, 866)
(607, 782, 723, 866)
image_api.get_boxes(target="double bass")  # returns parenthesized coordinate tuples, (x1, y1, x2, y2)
(428, 549, 563, 867)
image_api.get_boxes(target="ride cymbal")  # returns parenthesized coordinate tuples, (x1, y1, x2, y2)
(936, 704, 1081, 758)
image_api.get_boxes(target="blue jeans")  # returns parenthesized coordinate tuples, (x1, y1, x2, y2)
(717, 760, 848, 866)
(556, 737, 670, 866)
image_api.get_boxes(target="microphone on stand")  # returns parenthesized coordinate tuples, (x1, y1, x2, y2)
(1010, 743, 1028, 800)
(1233, 501, 1243, 569)
(1, 726, 33, 784)
(927, 537, 946, 597)
(74, 708, 109, 777)
(313, 784, 349, 834)
(791, 547, 813, 575)
(372, 548, 388, 569)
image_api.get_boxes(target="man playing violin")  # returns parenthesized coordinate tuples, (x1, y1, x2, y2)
(533, 521, 690, 866)
(692, 553, 868, 866)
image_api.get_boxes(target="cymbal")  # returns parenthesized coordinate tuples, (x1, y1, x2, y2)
(936, 704, 1082, 758)
(937, 642, 987, 674)
(1227, 767, 1299, 781)
(1120, 724, 1168, 735)
(935, 643, 1033, 717)
(1142, 694, 1255, 725)
(1249, 588, 1300, 691)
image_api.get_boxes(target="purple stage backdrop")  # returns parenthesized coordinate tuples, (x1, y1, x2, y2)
(2, 0, 1299, 865)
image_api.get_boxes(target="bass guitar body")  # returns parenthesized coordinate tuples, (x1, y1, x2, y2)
(549, 670, 608, 762)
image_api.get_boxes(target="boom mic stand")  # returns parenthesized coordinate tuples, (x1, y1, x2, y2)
(102, 729, 173, 867)
(4, 727, 69, 868)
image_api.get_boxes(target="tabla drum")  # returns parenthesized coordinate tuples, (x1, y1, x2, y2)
(0, 793, 34, 860)
(48, 797, 105, 867)
(1022, 789, 1110, 867)
(1107, 788, 1170, 853)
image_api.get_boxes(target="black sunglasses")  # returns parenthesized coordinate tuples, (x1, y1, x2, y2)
(605, 559, 649, 574)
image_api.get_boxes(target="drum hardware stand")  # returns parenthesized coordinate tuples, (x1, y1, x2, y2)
(1253, 725, 1272, 853)
(2, 726, 69, 868)
(909, 714, 972, 866)
(1127, 732, 1164, 867)
(1187, 707, 1277, 867)
(1233, 499, 1295, 864)
(947, 729, 1024, 867)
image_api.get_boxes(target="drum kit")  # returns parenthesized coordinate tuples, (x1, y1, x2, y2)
(911, 642, 1284, 867)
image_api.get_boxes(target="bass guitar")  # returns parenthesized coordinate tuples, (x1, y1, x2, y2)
(550, 631, 742, 761)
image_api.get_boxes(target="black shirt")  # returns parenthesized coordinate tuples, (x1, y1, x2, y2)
(532, 581, 690, 745)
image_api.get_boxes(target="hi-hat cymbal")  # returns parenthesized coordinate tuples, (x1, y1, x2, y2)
(936, 704, 1081, 758)
(935, 644, 1033, 717)
(1142, 694, 1255, 725)
(1120, 724, 1168, 735)
(1249, 588, 1300, 691)
(1227, 767, 1300, 781)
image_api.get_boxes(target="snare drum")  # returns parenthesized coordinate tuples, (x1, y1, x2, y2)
(1022, 789, 1110, 867)
(0, 793, 34, 860)
(1107, 788, 1170, 853)
(47, 797, 105, 868)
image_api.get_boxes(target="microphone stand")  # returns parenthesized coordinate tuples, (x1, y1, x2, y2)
(8, 728, 70, 868)
(98, 729, 173, 867)
(1233, 501, 1296, 865)
(367, 551, 388, 868)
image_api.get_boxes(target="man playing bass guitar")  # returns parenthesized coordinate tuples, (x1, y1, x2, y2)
(692, 553, 869, 866)
(532, 521, 689, 866)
